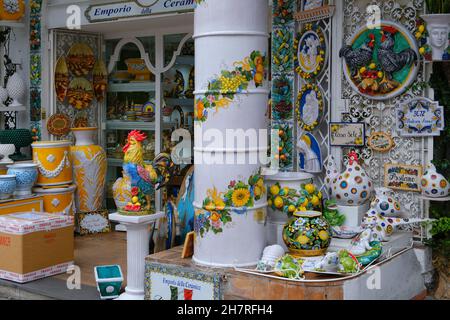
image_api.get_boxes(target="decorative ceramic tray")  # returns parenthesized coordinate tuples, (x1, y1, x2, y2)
(47, 113, 71, 137)
(66, 42, 96, 76)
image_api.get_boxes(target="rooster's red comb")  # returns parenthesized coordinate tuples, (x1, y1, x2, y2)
(127, 130, 147, 142)
(382, 26, 398, 34)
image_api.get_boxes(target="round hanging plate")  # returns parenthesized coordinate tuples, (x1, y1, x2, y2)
(92, 59, 108, 102)
(67, 77, 94, 110)
(66, 42, 95, 76)
(341, 20, 419, 100)
(296, 83, 325, 132)
(47, 113, 71, 137)
(294, 23, 328, 80)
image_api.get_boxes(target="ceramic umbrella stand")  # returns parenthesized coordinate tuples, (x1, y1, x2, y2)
(192, 0, 269, 267)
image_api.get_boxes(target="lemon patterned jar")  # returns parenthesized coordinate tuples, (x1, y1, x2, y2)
(32, 141, 73, 186)
(70, 127, 107, 213)
(283, 211, 332, 257)
(112, 172, 132, 210)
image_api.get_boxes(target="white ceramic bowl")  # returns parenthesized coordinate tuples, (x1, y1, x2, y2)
(0, 174, 17, 200)
(0, 144, 15, 164)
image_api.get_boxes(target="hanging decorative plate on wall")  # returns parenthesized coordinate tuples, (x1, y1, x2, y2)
(67, 77, 94, 110)
(54, 56, 70, 103)
(66, 43, 96, 76)
(47, 113, 71, 137)
(296, 83, 325, 132)
(340, 20, 419, 100)
(294, 23, 327, 80)
(92, 59, 108, 102)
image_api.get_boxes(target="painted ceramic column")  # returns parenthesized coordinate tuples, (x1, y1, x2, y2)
(193, 0, 269, 267)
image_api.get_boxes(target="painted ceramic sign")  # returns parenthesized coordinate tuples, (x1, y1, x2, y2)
(384, 163, 422, 192)
(296, 84, 324, 131)
(330, 122, 365, 147)
(340, 21, 418, 100)
(145, 263, 221, 300)
(303, 0, 324, 11)
(367, 131, 395, 152)
(396, 97, 444, 137)
(77, 210, 111, 235)
(294, 23, 327, 80)
(85, 0, 195, 23)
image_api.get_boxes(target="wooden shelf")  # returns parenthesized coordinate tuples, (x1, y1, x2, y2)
(0, 21, 25, 29)
(105, 120, 176, 131)
(0, 105, 26, 112)
(108, 82, 155, 93)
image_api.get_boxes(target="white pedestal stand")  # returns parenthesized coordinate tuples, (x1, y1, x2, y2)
(337, 203, 370, 227)
(109, 212, 164, 300)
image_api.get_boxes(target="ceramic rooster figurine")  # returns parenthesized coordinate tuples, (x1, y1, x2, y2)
(121, 130, 174, 215)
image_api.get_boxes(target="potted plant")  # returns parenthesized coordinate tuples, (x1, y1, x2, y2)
(421, 0, 450, 61)
(427, 62, 450, 299)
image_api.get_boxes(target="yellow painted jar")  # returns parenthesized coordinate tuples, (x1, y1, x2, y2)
(70, 127, 107, 212)
(33, 184, 77, 216)
(32, 141, 73, 186)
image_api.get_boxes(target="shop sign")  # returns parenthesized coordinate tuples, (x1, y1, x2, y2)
(77, 210, 111, 235)
(330, 122, 365, 147)
(384, 163, 422, 192)
(395, 97, 444, 137)
(145, 263, 222, 300)
(85, 0, 195, 23)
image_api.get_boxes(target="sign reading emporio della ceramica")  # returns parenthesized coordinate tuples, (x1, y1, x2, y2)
(85, 0, 195, 22)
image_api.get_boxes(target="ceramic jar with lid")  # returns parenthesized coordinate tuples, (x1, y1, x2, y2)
(282, 210, 332, 257)
(421, 162, 450, 198)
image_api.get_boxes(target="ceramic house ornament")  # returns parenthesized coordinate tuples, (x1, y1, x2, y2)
(325, 151, 374, 206)
(421, 162, 450, 198)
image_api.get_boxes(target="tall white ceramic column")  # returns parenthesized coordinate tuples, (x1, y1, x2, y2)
(193, 0, 269, 267)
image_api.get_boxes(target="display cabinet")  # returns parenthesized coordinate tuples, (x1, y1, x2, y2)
(103, 33, 194, 212)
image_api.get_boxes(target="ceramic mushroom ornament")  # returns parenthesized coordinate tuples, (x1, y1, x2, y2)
(421, 162, 450, 198)
(325, 151, 374, 206)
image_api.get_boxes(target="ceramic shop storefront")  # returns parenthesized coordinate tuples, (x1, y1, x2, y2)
(0, 0, 448, 300)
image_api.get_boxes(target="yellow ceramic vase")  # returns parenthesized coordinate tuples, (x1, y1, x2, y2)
(32, 141, 73, 186)
(70, 127, 107, 213)
(33, 184, 77, 216)
(112, 172, 132, 210)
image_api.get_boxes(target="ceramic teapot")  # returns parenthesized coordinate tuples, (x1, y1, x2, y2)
(421, 162, 450, 198)
(370, 187, 402, 217)
(325, 151, 373, 206)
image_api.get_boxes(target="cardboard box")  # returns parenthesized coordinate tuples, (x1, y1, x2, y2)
(0, 212, 74, 283)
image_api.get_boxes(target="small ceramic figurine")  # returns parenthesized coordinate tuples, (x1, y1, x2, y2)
(119, 130, 174, 215)
(337, 250, 361, 274)
(325, 151, 374, 206)
(421, 162, 450, 198)
(421, 14, 450, 61)
(256, 245, 285, 271)
(349, 228, 373, 256)
(313, 252, 340, 272)
(370, 187, 402, 217)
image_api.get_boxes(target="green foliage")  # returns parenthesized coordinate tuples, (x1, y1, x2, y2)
(323, 200, 346, 227)
(428, 63, 450, 256)
(426, 0, 450, 13)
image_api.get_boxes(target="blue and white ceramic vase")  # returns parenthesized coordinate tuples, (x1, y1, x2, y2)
(0, 174, 16, 200)
(7, 163, 38, 196)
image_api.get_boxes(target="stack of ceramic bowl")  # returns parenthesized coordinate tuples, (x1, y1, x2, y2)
(31, 141, 77, 216)
(137, 111, 155, 122)
(125, 110, 136, 121)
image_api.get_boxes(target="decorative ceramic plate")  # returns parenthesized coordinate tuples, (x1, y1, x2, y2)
(67, 77, 94, 110)
(54, 56, 70, 102)
(296, 83, 324, 131)
(47, 113, 71, 137)
(92, 59, 108, 102)
(367, 131, 395, 152)
(294, 23, 327, 80)
(298, 133, 322, 172)
(143, 100, 155, 113)
(341, 21, 419, 100)
(331, 226, 364, 239)
(66, 42, 96, 76)
(73, 114, 89, 128)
